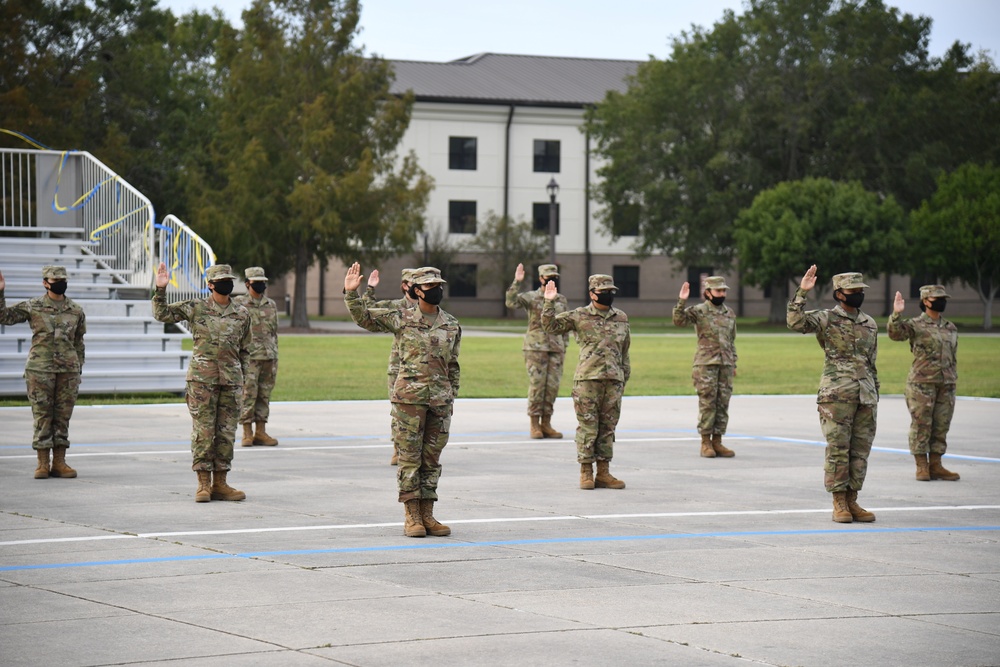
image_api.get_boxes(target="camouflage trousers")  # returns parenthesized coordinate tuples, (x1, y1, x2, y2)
(692, 364, 734, 435)
(391, 402, 452, 503)
(572, 379, 624, 464)
(24, 370, 80, 450)
(187, 381, 241, 471)
(905, 381, 956, 456)
(240, 358, 277, 424)
(524, 350, 564, 416)
(818, 401, 877, 493)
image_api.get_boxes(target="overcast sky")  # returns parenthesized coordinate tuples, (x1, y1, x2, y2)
(156, 0, 1000, 63)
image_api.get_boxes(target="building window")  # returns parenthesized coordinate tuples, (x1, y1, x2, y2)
(533, 140, 560, 172)
(448, 200, 477, 234)
(532, 202, 560, 234)
(449, 137, 477, 170)
(687, 267, 714, 294)
(449, 263, 477, 298)
(613, 266, 640, 298)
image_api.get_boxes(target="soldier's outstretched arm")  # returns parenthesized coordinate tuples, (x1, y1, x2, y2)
(787, 266, 822, 333)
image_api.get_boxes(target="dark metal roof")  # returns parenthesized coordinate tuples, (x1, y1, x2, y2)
(388, 52, 642, 107)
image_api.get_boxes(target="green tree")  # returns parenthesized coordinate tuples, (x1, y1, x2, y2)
(734, 178, 906, 321)
(910, 163, 1000, 330)
(189, 0, 431, 327)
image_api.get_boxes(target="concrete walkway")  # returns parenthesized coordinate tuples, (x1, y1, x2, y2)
(1, 394, 999, 666)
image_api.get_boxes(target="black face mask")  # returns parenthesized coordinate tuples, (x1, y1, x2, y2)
(709, 295, 726, 306)
(928, 299, 947, 313)
(419, 285, 444, 305)
(46, 280, 68, 295)
(212, 280, 234, 296)
(593, 291, 616, 307)
(407, 285, 420, 300)
(839, 291, 865, 309)
(249, 282, 267, 295)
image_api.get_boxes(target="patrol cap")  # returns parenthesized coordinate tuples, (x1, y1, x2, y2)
(919, 284, 950, 300)
(410, 266, 446, 285)
(832, 272, 869, 291)
(588, 274, 618, 292)
(537, 264, 560, 278)
(205, 264, 237, 282)
(244, 266, 268, 282)
(401, 268, 416, 283)
(703, 276, 729, 290)
(42, 265, 68, 280)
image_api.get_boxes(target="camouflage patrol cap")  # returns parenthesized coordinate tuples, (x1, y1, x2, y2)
(42, 265, 68, 280)
(588, 274, 617, 292)
(537, 263, 560, 278)
(205, 264, 237, 282)
(703, 276, 729, 290)
(411, 266, 447, 285)
(401, 268, 416, 283)
(919, 284, 951, 300)
(244, 266, 268, 282)
(832, 272, 869, 291)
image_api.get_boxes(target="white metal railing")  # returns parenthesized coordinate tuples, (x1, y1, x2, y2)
(156, 214, 216, 302)
(0, 149, 36, 227)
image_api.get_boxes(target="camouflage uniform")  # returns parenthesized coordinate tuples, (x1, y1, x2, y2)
(0, 266, 86, 452)
(153, 265, 252, 471)
(673, 276, 737, 437)
(346, 267, 461, 503)
(233, 267, 279, 426)
(787, 273, 879, 494)
(888, 285, 958, 457)
(541, 275, 631, 465)
(505, 264, 568, 419)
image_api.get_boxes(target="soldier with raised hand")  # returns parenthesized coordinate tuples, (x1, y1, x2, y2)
(673, 276, 738, 458)
(888, 285, 961, 482)
(345, 263, 461, 538)
(234, 267, 279, 448)
(787, 265, 879, 524)
(153, 262, 252, 503)
(0, 265, 85, 479)
(541, 274, 630, 490)
(506, 262, 569, 439)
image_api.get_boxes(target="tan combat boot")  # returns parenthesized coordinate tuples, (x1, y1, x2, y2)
(195, 471, 212, 502)
(595, 460, 626, 489)
(210, 470, 246, 501)
(711, 434, 735, 457)
(580, 462, 595, 490)
(700, 434, 716, 458)
(253, 421, 278, 446)
(529, 415, 543, 439)
(49, 447, 77, 478)
(845, 489, 875, 522)
(390, 446, 399, 466)
(914, 454, 930, 481)
(929, 453, 960, 481)
(403, 499, 426, 537)
(34, 449, 51, 479)
(831, 491, 853, 523)
(420, 499, 451, 536)
(241, 423, 254, 447)
(539, 416, 563, 439)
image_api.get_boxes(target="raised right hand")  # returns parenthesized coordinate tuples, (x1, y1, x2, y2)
(368, 269, 380, 289)
(0, 268, 5, 292)
(344, 262, 364, 292)
(543, 280, 558, 300)
(799, 265, 818, 292)
(155, 262, 169, 289)
(679, 282, 690, 300)
(893, 291, 905, 314)
(514, 263, 525, 282)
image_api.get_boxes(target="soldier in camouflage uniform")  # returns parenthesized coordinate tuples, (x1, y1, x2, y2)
(506, 262, 568, 439)
(234, 267, 280, 448)
(0, 265, 85, 479)
(541, 274, 630, 490)
(673, 275, 738, 458)
(787, 265, 879, 523)
(363, 267, 417, 465)
(153, 262, 252, 503)
(345, 263, 461, 538)
(888, 285, 961, 482)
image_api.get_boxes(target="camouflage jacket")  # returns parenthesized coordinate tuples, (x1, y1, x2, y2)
(787, 288, 879, 405)
(346, 290, 461, 406)
(672, 299, 737, 366)
(505, 281, 568, 353)
(233, 294, 278, 361)
(362, 291, 415, 377)
(887, 311, 958, 385)
(152, 288, 251, 385)
(541, 301, 630, 383)
(0, 291, 86, 372)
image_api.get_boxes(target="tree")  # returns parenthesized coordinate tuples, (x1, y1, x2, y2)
(460, 213, 549, 317)
(910, 163, 1000, 330)
(734, 178, 906, 321)
(190, 0, 431, 327)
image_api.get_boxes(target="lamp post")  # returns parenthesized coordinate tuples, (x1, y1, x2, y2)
(546, 177, 559, 264)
